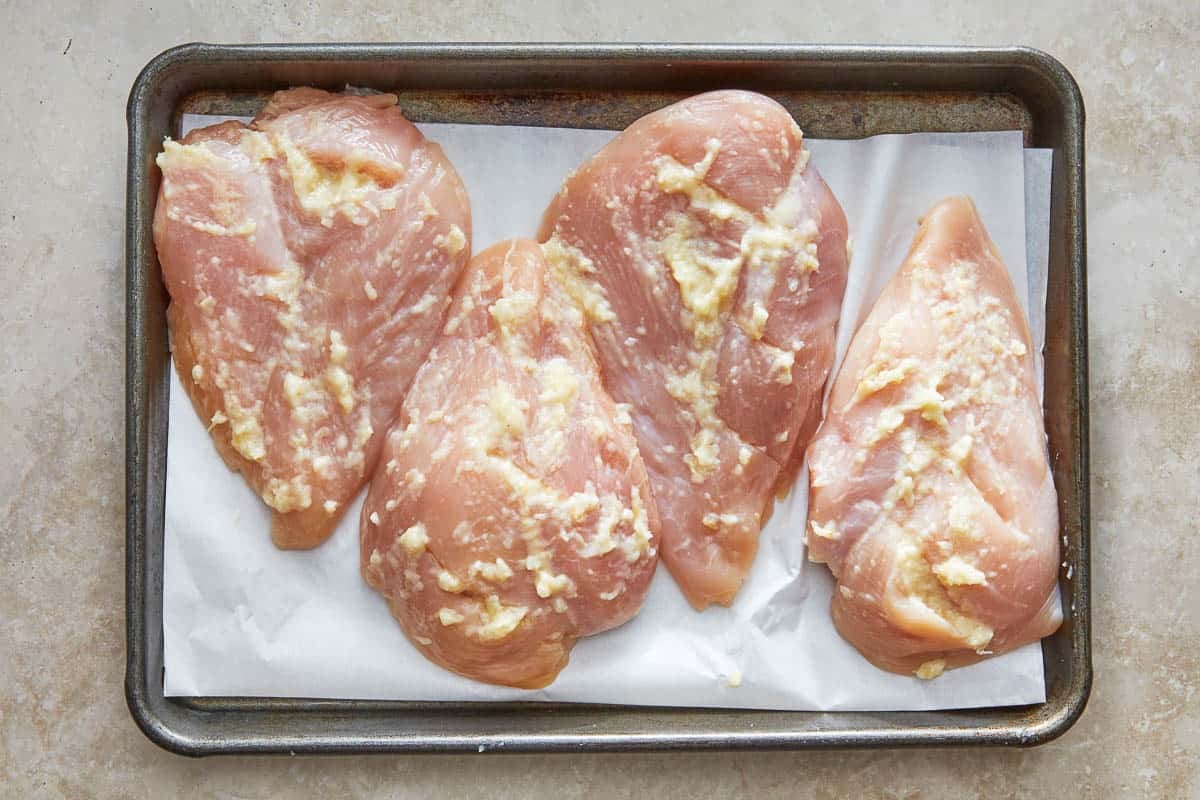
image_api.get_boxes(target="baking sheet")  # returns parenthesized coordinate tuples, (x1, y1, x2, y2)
(162, 114, 1054, 710)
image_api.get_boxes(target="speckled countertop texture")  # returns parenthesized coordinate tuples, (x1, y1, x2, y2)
(1, 0, 1196, 797)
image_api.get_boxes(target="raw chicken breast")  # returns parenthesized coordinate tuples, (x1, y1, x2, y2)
(154, 88, 471, 549)
(806, 196, 1061, 678)
(361, 240, 659, 688)
(537, 91, 849, 609)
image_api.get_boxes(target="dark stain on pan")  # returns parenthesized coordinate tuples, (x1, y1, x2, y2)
(179, 88, 1032, 144)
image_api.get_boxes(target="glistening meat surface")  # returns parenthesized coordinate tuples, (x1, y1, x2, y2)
(806, 196, 1061, 678)
(537, 90, 850, 609)
(361, 240, 659, 689)
(154, 88, 471, 549)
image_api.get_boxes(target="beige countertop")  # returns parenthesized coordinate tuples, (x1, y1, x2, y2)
(1, 0, 1196, 796)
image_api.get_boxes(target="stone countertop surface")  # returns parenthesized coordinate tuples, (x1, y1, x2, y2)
(1, 0, 1195, 797)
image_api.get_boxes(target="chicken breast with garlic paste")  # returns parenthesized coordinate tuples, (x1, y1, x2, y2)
(361, 240, 659, 689)
(537, 91, 850, 609)
(806, 196, 1061, 678)
(154, 88, 471, 549)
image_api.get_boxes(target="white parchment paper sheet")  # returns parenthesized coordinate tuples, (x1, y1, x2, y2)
(163, 114, 1054, 710)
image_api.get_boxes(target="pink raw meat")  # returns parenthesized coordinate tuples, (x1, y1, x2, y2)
(806, 196, 1061, 678)
(154, 88, 471, 549)
(361, 240, 659, 688)
(537, 90, 850, 608)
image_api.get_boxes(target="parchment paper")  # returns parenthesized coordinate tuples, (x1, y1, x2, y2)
(163, 114, 1054, 710)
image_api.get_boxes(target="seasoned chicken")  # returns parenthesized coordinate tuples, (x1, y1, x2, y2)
(361, 240, 659, 688)
(806, 196, 1061, 678)
(537, 91, 850, 609)
(154, 88, 471, 549)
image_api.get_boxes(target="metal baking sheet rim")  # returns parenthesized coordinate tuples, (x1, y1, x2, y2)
(125, 42, 1090, 755)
